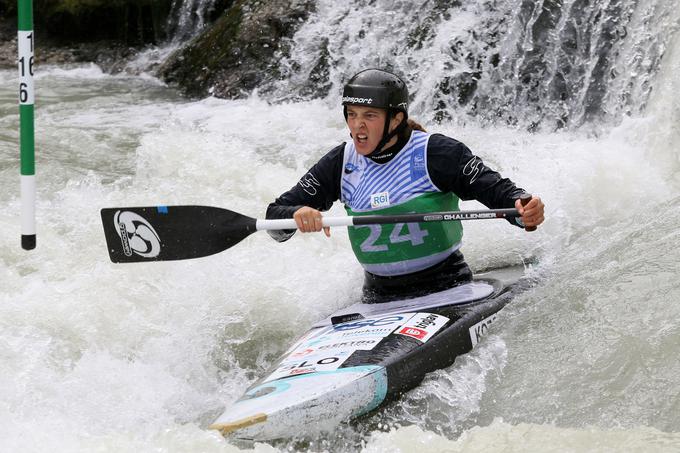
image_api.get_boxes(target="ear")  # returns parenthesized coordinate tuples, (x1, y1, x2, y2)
(390, 111, 405, 129)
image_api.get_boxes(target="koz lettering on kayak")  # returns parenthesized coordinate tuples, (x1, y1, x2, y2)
(469, 314, 498, 347)
(396, 313, 449, 342)
(113, 211, 161, 258)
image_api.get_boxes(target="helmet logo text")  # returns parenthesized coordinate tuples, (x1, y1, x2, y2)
(342, 96, 373, 104)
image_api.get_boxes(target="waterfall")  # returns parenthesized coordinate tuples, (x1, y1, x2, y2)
(166, 0, 219, 43)
(268, 0, 680, 130)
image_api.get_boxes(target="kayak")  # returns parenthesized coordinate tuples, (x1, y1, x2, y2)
(209, 264, 527, 440)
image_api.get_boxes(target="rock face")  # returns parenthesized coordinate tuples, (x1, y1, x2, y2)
(0, 0, 176, 69)
(1, 0, 173, 45)
(158, 0, 314, 99)
(1, 0, 315, 100)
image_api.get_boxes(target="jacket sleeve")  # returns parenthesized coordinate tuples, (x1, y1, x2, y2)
(426, 134, 528, 226)
(265, 144, 345, 241)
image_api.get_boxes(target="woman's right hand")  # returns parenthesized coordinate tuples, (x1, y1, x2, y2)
(293, 206, 331, 237)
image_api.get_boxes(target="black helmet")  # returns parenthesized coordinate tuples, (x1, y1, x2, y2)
(342, 69, 409, 115)
(342, 69, 410, 158)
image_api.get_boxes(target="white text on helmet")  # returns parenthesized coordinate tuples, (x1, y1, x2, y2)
(343, 96, 373, 104)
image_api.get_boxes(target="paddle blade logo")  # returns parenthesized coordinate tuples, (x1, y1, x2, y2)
(113, 211, 161, 258)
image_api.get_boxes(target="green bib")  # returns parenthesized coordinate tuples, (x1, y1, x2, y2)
(345, 192, 463, 276)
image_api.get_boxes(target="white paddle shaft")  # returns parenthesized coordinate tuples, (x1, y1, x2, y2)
(256, 217, 354, 231)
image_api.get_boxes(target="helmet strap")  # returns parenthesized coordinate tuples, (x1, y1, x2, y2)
(368, 111, 408, 159)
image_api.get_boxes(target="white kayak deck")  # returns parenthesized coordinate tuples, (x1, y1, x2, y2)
(312, 280, 497, 328)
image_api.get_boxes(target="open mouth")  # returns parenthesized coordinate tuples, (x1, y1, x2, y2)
(356, 133, 368, 144)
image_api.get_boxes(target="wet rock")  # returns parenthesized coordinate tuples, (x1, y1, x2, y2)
(0, 17, 140, 72)
(158, 0, 314, 99)
(0, 0, 173, 45)
(0, 1, 173, 71)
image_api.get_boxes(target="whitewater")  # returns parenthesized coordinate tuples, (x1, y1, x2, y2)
(2, 1, 680, 452)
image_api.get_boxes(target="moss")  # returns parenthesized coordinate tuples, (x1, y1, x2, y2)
(159, 3, 245, 96)
(159, 0, 314, 99)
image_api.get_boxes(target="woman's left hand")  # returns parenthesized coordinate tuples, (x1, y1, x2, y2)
(515, 196, 545, 229)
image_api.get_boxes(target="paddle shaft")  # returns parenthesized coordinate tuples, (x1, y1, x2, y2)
(101, 203, 528, 263)
(255, 208, 520, 231)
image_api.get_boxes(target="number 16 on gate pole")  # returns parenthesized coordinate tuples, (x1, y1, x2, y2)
(18, 0, 36, 250)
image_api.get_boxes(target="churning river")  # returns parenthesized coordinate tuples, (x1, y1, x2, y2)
(2, 2, 680, 451)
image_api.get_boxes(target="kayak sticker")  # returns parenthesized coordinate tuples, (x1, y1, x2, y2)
(264, 313, 448, 383)
(113, 210, 161, 258)
(264, 351, 354, 382)
(331, 315, 407, 334)
(395, 313, 449, 342)
(264, 315, 411, 383)
(469, 314, 498, 347)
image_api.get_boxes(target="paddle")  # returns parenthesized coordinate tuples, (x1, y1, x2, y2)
(100, 203, 526, 263)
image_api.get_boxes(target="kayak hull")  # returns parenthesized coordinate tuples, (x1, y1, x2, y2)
(211, 266, 524, 440)
(211, 365, 387, 439)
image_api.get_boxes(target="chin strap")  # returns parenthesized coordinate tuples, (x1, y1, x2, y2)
(368, 114, 408, 159)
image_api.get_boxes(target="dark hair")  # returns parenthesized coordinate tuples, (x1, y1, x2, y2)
(407, 118, 426, 132)
(393, 111, 426, 135)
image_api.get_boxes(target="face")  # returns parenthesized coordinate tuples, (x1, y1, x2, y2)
(346, 105, 402, 156)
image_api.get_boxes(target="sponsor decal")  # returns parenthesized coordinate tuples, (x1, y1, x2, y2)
(342, 96, 373, 105)
(298, 172, 321, 196)
(339, 327, 395, 338)
(265, 312, 452, 383)
(424, 215, 444, 222)
(410, 150, 426, 180)
(469, 314, 498, 346)
(370, 191, 390, 209)
(288, 367, 315, 376)
(289, 348, 315, 358)
(113, 210, 161, 258)
(344, 163, 359, 174)
(118, 220, 132, 256)
(463, 156, 483, 184)
(317, 339, 378, 350)
(333, 315, 404, 331)
(442, 213, 495, 220)
(396, 313, 449, 342)
(397, 327, 427, 340)
(265, 354, 350, 382)
(331, 313, 364, 325)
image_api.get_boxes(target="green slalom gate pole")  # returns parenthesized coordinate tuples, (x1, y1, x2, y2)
(18, 0, 36, 250)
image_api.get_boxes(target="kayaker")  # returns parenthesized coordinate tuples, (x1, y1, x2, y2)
(266, 68, 544, 302)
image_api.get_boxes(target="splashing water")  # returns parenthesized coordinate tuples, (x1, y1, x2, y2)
(1, 0, 679, 451)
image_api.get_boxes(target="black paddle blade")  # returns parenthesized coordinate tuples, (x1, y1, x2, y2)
(100, 205, 257, 263)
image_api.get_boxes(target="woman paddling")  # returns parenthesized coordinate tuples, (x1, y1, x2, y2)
(266, 68, 544, 302)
